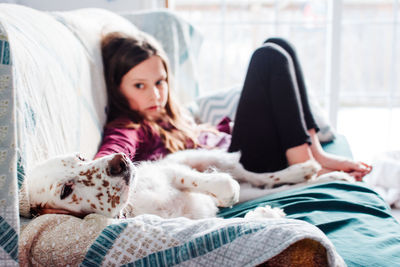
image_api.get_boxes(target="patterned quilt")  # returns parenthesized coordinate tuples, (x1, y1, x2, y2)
(20, 214, 345, 266)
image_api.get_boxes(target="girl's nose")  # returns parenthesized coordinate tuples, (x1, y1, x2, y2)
(151, 87, 161, 100)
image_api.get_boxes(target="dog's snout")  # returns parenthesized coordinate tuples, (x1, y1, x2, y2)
(109, 153, 128, 176)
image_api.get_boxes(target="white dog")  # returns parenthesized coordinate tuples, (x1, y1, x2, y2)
(27, 149, 352, 220)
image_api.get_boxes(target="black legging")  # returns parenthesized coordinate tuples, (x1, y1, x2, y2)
(228, 38, 319, 173)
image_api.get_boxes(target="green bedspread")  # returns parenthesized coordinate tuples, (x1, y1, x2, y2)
(219, 181, 400, 266)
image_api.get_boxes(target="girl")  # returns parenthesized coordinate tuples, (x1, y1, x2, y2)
(95, 32, 372, 180)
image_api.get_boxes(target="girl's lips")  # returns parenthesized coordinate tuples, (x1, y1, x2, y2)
(147, 106, 159, 111)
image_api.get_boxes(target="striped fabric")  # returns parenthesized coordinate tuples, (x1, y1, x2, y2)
(80, 215, 345, 267)
(124, 224, 263, 267)
(82, 222, 263, 267)
(81, 223, 128, 267)
(0, 40, 10, 65)
(195, 86, 241, 126)
(0, 217, 18, 261)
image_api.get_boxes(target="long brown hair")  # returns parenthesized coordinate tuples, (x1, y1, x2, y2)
(101, 32, 200, 152)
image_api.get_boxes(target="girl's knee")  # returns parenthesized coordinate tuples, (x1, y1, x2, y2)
(264, 37, 291, 46)
(264, 38, 296, 56)
(251, 45, 290, 66)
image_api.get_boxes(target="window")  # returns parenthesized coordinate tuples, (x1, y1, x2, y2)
(172, 0, 399, 113)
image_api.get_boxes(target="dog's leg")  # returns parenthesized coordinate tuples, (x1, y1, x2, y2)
(181, 192, 220, 219)
(239, 159, 321, 187)
(312, 171, 355, 183)
(166, 149, 321, 188)
(239, 171, 355, 203)
(162, 163, 240, 207)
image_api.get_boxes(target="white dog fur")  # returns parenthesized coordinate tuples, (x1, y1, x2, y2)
(27, 149, 353, 220)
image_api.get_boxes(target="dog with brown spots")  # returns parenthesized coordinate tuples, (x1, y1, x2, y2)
(27, 149, 352, 219)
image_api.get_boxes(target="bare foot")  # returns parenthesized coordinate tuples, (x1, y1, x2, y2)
(315, 153, 372, 181)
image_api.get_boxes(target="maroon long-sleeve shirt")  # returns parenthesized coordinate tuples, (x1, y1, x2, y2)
(95, 117, 232, 162)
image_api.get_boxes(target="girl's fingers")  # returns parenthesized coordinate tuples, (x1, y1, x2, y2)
(353, 161, 372, 173)
(360, 162, 373, 173)
(348, 171, 365, 181)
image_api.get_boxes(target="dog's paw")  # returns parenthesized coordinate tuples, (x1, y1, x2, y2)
(297, 159, 321, 181)
(244, 205, 286, 219)
(303, 160, 321, 180)
(284, 159, 321, 183)
(207, 173, 240, 207)
(317, 171, 355, 183)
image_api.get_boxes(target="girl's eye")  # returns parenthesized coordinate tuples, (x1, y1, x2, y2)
(134, 83, 144, 89)
(156, 79, 166, 86)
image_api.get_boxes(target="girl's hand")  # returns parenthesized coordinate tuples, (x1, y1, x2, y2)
(342, 161, 372, 180)
(317, 153, 373, 181)
(348, 162, 372, 181)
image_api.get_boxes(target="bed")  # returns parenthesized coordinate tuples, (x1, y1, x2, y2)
(0, 4, 399, 266)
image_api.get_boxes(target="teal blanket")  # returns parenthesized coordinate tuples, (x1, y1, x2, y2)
(219, 181, 400, 266)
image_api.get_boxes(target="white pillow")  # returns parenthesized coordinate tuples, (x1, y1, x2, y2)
(51, 8, 140, 65)
(50, 9, 143, 157)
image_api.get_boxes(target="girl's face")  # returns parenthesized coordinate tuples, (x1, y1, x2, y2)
(119, 55, 168, 119)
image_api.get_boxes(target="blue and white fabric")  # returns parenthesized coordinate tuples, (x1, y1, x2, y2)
(81, 215, 345, 267)
(0, 19, 18, 266)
